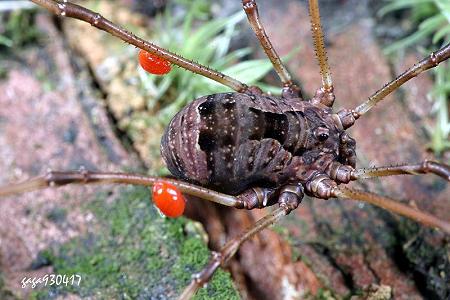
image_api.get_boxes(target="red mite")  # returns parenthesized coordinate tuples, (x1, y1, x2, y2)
(152, 181, 186, 217)
(138, 49, 171, 75)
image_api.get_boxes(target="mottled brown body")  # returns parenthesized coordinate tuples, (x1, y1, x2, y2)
(161, 92, 356, 195)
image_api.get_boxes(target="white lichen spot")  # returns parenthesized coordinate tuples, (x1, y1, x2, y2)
(281, 276, 303, 300)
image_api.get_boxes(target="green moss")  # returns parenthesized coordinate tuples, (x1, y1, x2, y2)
(0, 10, 41, 57)
(314, 288, 337, 300)
(0, 272, 15, 300)
(31, 186, 239, 299)
(397, 222, 450, 299)
(46, 207, 67, 225)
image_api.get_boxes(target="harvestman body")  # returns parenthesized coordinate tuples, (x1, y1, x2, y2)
(1, 0, 450, 299)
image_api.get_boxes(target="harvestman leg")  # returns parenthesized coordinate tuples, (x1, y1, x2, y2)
(30, 0, 249, 92)
(178, 205, 291, 300)
(0, 170, 284, 210)
(327, 160, 450, 233)
(242, 0, 302, 98)
(353, 43, 450, 117)
(332, 187, 450, 234)
(0, 171, 242, 207)
(351, 160, 450, 181)
(308, 0, 335, 107)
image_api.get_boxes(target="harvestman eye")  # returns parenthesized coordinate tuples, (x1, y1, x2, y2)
(314, 126, 329, 141)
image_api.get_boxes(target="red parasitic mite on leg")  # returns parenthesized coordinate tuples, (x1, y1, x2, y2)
(1, 0, 450, 299)
(152, 181, 186, 218)
(138, 49, 172, 75)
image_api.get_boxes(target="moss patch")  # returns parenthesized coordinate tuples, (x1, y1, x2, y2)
(31, 186, 239, 299)
(0, 272, 15, 300)
(396, 221, 450, 299)
(0, 10, 41, 53)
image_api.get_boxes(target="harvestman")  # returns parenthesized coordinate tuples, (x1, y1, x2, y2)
(1, 0, 450, 299)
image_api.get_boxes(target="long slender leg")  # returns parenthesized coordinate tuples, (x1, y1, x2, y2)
(308, 0, 335, 107)
(327, 160, 450, 184)
(242, 0, 301, 99)
(351, 160, 450, 181)
(332, 187, 450, 234)
(0, 170, 242, 207)
(30, 0, 248, 92)
(0, 170, 284, 210)
(178, 205, 291, 300)
(353, 43, 450, 117)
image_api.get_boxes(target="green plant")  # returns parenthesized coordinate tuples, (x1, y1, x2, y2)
(430, 61, 450, 154)
(139, 0, 282, 125)
(379, 0, 450, 155)
(0, 8, 40, 50)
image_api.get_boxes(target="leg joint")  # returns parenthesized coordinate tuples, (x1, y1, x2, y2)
(278, 184, 304, 212)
